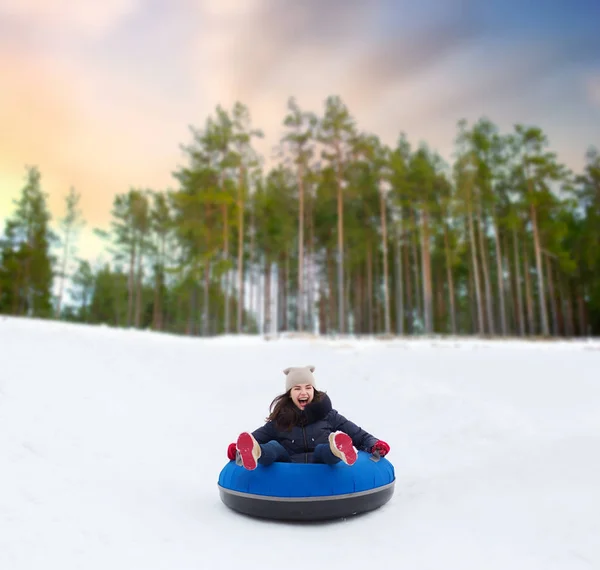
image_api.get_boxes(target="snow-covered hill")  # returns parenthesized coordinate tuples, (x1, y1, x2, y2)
(1, 317, 599, 569)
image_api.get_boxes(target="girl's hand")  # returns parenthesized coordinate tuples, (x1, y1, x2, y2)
(371, 440, 390, 457)
(227, 442, 237, 460)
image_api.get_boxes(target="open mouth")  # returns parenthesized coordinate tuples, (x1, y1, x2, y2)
(298, 397, 309, 407)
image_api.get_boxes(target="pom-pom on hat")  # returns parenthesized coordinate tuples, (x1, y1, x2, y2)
(283, 365, 316, 392)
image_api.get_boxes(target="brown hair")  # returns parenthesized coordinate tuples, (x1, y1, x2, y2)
(266, 389, 325, 432)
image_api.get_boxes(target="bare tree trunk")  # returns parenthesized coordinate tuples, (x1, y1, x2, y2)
(411, 212, 422, 330)
(248, 258, 255, 328)
(241, 268, 248, 332)
(274, 254, 283, 332)
(523, 244, 535, 335)
(420, 208, 433, 334)
(277, 256, 285, 331)
(435, 262, 445, 332)
(127, 239, 136, 327)
(530, 201, 549, 335)
(466, 197, 485, 335)
(492, 214, 507, 335)
(248, 205, 256, 327)
(467, 261, 477, 334)
(379, 185, 391, 334)
(335, 143, 345, 334)
(223, 204, 230, 334)
(327, 251, 336, 333)
(187, 284, 196, 336)
(263, 259, 271, 335)
(502, 229, 514, 334)
(255, 255, 263, 333)
(557, 276, 567, 336)
(345, 265, 352, 334)
(152, 233, 165, 331)
(476, 194, 494, 334)
(219, 171, 230, 334)
(443, 223, 457, 335)
(394, 224, 404, 335)
(355, 271, 363, 334)
(297, 164, 305, 331)
(555, 277, 565, 337)
(134, 255, 143, 328)
(113, 269, 122, 327)
(523, 160, 549, 335)
(403, 238, 413, 334)
(319, 278, 327, 335)
(544, 252, 558, 336)
(237, 166, 245, 333)
(512, 224, 525, 336)
(367, 244, 374, 334)
(373, 246, 381, 333)
(562, 278, 574, 337)
(55, 226, 71, 318)
(153, 267, 161, 331)
(284, 252, 290, 331)
(306, 190, 315, 331)
(203, 261, 211, 336)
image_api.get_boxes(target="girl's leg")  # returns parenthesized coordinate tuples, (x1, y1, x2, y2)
(258, 440, 289, 466)
(313, 443, 341, 465)
(236, 432, 289, 470)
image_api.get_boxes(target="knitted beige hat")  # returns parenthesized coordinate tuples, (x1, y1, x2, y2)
(283, 365, 316, 392)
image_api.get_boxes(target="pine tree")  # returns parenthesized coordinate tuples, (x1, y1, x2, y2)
(55, 186, 84, 318)
(0, 166, 55, 317)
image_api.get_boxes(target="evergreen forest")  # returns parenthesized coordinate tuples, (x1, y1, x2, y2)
(2, 96, 600, 337)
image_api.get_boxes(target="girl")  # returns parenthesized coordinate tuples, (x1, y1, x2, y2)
(226, 365, 390, 470)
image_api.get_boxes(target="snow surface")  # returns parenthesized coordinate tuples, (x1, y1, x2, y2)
(1, 316, 600, 570)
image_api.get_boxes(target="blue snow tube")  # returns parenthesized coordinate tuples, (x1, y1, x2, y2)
(217, 451, 395, 521)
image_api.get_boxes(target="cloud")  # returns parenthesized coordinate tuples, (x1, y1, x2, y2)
(225, 0, 369, 95)
(192, 0, 386, 103)
(0, 0, 140, 38)
(187, 0, 490, 165)
(210, 2, 598, 160)
(193, 0, 479, 101)
(401, 34, 600, 124)
(1, 0, 599, 265)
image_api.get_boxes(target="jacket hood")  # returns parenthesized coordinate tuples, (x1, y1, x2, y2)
(301, 393, 332, 424)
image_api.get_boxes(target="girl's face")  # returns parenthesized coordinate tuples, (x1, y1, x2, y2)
(290, 384, 314, 410)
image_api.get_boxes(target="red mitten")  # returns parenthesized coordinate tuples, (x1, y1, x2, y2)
(371, 440, 390, 457)
(227, 442, 237, 461)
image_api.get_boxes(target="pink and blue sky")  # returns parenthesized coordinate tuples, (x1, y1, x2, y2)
(1, 0, 599, 262)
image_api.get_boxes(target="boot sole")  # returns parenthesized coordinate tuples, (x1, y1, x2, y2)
(237, 432, 261, 470)
(330, 431, 358, 465)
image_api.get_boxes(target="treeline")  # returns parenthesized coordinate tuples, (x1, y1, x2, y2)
(1, 96, 599, 337)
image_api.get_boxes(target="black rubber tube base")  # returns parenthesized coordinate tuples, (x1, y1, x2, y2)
(218, 481, 394, 522)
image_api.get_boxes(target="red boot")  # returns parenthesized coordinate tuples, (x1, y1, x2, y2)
(236, 432, 262, 470)
(329, 431, 358, 466)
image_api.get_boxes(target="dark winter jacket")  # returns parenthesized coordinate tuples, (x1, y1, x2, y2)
(251, 394, 378, 463)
